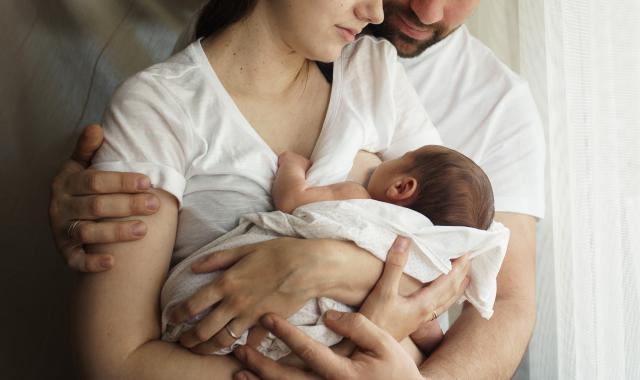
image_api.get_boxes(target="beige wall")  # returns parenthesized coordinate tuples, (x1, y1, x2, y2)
(0, 1, 201, 378)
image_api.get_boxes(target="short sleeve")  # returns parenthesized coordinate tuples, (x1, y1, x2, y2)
(91, 72, 193, 205)
(380, 59, 442, 160)
(480, 83, 546, 219)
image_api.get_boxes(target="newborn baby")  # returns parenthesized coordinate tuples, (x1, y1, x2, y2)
(272, 144, 495, 354)
(274, 145, 494, 230)
(161, 144, 508, 361)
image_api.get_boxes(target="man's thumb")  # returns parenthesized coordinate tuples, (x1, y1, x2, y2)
(71, 124, 104, 167)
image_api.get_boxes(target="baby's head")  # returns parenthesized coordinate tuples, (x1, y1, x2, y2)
(366, 145, 495, 230)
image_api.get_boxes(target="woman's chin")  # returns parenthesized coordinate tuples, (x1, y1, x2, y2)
(308, 44, 349, 63)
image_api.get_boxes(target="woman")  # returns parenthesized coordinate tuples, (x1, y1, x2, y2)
(75, 1, 459, 378)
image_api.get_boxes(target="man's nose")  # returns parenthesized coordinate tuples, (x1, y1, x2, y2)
(409, 0, 445, 25)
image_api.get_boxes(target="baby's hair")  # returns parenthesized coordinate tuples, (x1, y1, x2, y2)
(407, 145, 495, 230)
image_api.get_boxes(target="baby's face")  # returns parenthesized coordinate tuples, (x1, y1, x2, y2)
(366, 149, 417, 201)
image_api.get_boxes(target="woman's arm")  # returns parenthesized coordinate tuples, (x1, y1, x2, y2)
(231, 239, 449, 380)
(74, 189, 240, 379)
(175, 237, 469, 354)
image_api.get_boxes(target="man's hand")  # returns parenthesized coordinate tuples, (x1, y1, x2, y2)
(49, 124, 160, 272)
(359, 238, 470, 341)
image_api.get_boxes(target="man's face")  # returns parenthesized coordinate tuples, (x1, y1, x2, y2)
(371, 0, 480, 58)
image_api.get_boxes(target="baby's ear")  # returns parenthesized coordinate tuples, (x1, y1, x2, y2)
(386, 177, 418, 203)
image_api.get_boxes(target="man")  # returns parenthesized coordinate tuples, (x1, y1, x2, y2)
(49, 0, 544, 378)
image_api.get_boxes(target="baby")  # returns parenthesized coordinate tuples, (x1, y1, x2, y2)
(272, 144, 495, 355)
(161, 144, 502, 360)
(273, 145, 494, 230)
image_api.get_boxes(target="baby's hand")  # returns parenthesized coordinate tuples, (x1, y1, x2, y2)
(278, 151, 312, 171)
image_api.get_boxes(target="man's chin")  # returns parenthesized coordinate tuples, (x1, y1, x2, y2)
(390, 34, 435, 58)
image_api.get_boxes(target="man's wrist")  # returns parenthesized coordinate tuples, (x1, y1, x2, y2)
(419, 366, 449, 380)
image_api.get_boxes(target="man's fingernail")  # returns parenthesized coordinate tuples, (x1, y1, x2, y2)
(325, 310, 342, 320)
(146, 196, 159, 210)
(137, 177, 150, 190)
(235, 371, 249, 380)
(261, 314, 275, 329)
(392, 237, 409, 251)
(195, 256, 209, 266)
(132, 222, 146, 237)
(234, 346, 247, 361)
(100, 257, 113, 269)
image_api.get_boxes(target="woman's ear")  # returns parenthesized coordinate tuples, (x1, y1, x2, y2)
(386, 177, 418, 203)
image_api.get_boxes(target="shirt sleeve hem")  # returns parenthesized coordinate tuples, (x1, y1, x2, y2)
(494, 196, 545, 220)
(91, 161, 186, 207)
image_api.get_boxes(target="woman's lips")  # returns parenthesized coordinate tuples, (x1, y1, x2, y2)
(336, 26, 357, 42)
(396, 13, 433, 40)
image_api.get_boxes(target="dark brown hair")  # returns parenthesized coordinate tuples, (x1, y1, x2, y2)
(195, 0, 258, 40)
(407, 145, 495, 230)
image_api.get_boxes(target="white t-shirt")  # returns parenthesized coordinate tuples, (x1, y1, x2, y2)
(92, 36, 441, 262)
(400, 25, 545, 219)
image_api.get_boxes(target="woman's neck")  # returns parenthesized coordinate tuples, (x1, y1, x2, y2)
(202, 7, 310, 97)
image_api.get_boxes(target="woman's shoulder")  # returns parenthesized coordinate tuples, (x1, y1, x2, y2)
(112, 41, 209, 107)
(339, 35, 399, 70)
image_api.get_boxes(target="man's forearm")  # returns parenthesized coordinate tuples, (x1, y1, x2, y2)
(417, 212, 538, 379)
(418, 296, 535, 379)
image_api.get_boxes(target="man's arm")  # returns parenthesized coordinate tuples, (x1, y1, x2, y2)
(49, 124, 160, 271)
(418, 212, 537, 379)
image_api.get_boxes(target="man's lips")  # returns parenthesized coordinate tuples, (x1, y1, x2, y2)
(396, 13, 434, 40)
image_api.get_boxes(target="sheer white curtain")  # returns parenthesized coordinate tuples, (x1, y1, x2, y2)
(469, 1, 640, 379)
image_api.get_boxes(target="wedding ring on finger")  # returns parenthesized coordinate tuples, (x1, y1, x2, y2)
(430, 310, 439, 321)
(66, 220, 82, 240)
(225, 324, 240, 340)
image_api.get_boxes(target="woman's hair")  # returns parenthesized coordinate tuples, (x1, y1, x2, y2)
(195, 0, 258, 40)
(406, 145, 495, 230)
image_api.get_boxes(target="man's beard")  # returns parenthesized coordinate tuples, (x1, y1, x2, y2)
(368, 3, 448, 58)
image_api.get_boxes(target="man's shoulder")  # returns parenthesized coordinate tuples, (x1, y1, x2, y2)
(458, 26, 526, 86)
(406, 25, 526, 92)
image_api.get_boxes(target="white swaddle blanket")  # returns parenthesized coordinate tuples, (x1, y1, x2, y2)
(161, 199, 510, 359)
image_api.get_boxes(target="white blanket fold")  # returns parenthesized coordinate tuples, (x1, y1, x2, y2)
(161, 199, 509, 359)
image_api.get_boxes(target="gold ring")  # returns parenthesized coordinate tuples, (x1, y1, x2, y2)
(431, 310, 439, 321)
(225, 324, 240, 340)
(67, 220, 82, 240)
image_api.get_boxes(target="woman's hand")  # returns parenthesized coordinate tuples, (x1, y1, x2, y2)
(231, 238, 431, 380)
(168, 237, 338, 354)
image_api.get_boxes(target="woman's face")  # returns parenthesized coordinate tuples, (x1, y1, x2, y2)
(265, 0, 384, 62)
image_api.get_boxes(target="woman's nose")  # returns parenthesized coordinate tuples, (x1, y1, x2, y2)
(357, 0, 385, 25)
(410, 0, 445, 25)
